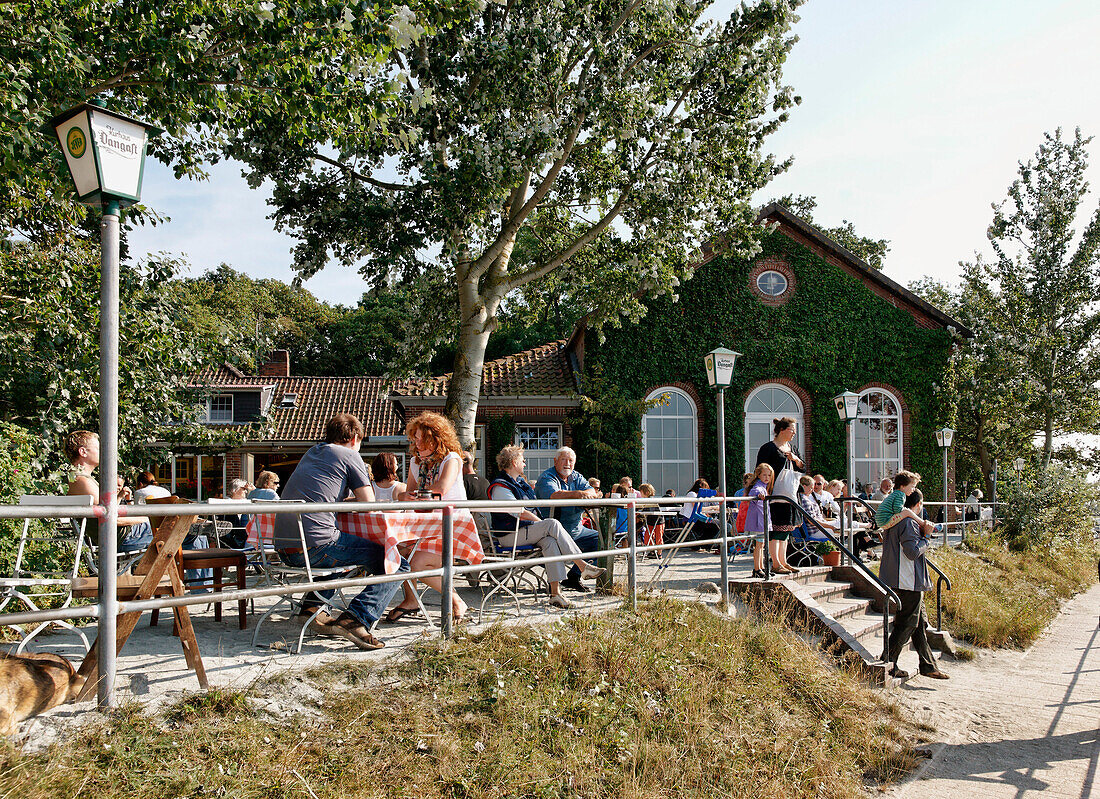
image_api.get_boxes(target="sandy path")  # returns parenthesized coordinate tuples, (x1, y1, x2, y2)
(885, 581, 1100, 799)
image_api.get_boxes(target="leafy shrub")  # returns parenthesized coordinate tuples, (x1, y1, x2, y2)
(0, 421, 58, 573)
(997, 464, 1098, 554)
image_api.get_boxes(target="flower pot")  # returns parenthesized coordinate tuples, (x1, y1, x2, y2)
(822, 550, 841, 567)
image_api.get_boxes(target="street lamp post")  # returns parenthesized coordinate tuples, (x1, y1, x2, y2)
(832, 391, 859, 563)
(46, 100, 159, 710)
(1013, 456, 1025, 492)
(935, 427, 954, 547)
(705, 347, 740, 607)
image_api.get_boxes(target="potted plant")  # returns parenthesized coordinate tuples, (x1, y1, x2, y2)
(815, 540, 841, 567)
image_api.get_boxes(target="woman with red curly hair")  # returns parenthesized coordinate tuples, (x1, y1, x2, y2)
(386, 412, 470, 623)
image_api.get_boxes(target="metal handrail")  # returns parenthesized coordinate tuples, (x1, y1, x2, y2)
(839, 496, 952, 633)
(767, 494, 899, 657)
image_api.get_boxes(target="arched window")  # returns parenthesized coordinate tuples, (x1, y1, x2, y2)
(641, 387, 698, 496)
(850, 388, 904, 493)
(744, 384, 805, 472)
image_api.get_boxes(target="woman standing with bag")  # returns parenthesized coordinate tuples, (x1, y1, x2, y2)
(756, 417, 805, 575)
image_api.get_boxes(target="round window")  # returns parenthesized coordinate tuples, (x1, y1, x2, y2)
(756, 270, 788, 297)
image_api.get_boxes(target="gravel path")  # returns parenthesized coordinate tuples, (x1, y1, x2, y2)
(885, 581, 1100, 799)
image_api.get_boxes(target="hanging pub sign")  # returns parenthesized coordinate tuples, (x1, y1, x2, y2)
(46, 101, 161, 207)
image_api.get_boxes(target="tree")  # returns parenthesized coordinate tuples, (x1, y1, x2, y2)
(1, 0, 474, 241)
(909, 276, 1036, 499)
(0, 240, 258, 478)
(968, 128, 1100, 470)
(231, 0, 804, 443)
(774, 194, 890, 269)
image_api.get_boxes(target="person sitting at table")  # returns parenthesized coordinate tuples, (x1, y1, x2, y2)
(248, 471, 280, 501)
(274, 413, 401, 650)
(534, 446, 602, 592)
(386, 412, 470, 624)
(215, 478, 251, 549)
(370, 452, 406, 503)
(65, 430, 154, 554)
(132, 470, 170, 504)
(489, 445, 605, 610)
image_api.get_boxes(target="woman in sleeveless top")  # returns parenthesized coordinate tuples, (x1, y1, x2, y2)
(755, 416, 805, 574)
(385, 412, 469, 624)
(369, 452, 406, 503)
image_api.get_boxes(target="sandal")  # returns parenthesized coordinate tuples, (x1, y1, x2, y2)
(384, 605, 422, 624)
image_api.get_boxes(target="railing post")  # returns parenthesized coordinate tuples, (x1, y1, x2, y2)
(440, 505, 453, 639)
(763, 497, 772, 581)
(97, 200, 121, 710)
(627, 500, 637, 611)
(936, 578, 943, 631)
(719, 497, 729, 611)
(838, 506, 847, 567)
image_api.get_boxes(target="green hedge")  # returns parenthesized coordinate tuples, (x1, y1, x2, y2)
(576, 232, 956, 491)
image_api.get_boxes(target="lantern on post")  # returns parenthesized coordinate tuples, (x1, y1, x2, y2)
(1012, 456, 1025, 491)
(832, 391, 860, 561)
(704, 347, 740, 606)
(935, 427, 955, 546)
(45, 100, 160, 711)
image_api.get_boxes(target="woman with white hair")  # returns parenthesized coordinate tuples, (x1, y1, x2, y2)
(488, 445, 604, 609)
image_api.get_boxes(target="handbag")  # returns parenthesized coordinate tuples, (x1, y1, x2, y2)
(773, 457, 801, 501)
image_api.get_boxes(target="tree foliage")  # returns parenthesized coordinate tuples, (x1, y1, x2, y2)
(1, 0, 475, 240)
(231, 0, 804, 442)
(966, 128, 1100, 470)
(0, 241, 257, 478)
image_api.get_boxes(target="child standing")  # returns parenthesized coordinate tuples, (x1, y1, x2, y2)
(746, 463, 775, 578)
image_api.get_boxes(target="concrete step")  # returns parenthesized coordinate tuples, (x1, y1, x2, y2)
(788, 565, 833, 586)
(818, 595, 875, 622)
(804, 580, 853, 602)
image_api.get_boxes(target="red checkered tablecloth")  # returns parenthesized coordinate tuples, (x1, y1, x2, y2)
(246, 509, 483, 574)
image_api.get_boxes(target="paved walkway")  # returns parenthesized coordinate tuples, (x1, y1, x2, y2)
(887, 581, 1100, 799)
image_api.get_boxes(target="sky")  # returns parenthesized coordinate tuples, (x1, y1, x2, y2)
(126, 0, 1100, 307)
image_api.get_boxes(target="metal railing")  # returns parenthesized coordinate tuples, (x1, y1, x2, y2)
(767, 495, 900, 652)
(839, 496, 952, 634)
(0, 490, 967, 702)
(0, 495, 764, 702)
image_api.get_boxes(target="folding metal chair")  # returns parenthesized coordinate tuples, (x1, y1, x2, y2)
(476, 516, 547, 624)
(250, 503, 367, 653)
(0, 495, 93, 653)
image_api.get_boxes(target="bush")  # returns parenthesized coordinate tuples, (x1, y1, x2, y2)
(0, 421, 58, 573)
(998, 464, 1098, 554)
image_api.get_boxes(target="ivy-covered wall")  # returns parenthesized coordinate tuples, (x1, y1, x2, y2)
(576, 230, 956, 495)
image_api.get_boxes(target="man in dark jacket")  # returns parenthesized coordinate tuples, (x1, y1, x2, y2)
(878, 489, 949, 681)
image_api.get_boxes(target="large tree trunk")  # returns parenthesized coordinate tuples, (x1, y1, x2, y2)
(443, 236, 517, 446)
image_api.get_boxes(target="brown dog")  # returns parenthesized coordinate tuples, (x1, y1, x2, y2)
(0, 653, 87, 736)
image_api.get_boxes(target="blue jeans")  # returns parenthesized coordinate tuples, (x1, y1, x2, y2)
(566, 526, 600, 581)
(279, 531, 408, 627)
(183, 532, 212, 591)
(119, 521, 154, 553)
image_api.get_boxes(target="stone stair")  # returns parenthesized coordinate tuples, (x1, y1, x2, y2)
(731, 565, 901, 684)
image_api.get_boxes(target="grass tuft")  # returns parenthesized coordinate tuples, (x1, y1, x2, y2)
(0, 599, 925, 798)
(930, 534, 1098, 648)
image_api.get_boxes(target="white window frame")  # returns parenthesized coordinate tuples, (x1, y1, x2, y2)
(744, 383, 805, 472)
(207, 393, 233, 424)
(473, 424, 487, 478)
(849, 387, 904, 490)
(756, 270, 788, 297)
(514, 424, 562, 482)
(641, 387, 699, 491)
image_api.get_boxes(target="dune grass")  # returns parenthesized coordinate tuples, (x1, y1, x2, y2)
(0, 599, 927, 798)
(930, 534, 1098, 649)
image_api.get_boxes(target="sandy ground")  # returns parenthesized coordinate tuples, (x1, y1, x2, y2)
(883, 581, 1100, 799)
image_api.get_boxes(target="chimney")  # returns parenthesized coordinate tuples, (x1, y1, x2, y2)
(259, 349, 290, 377)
